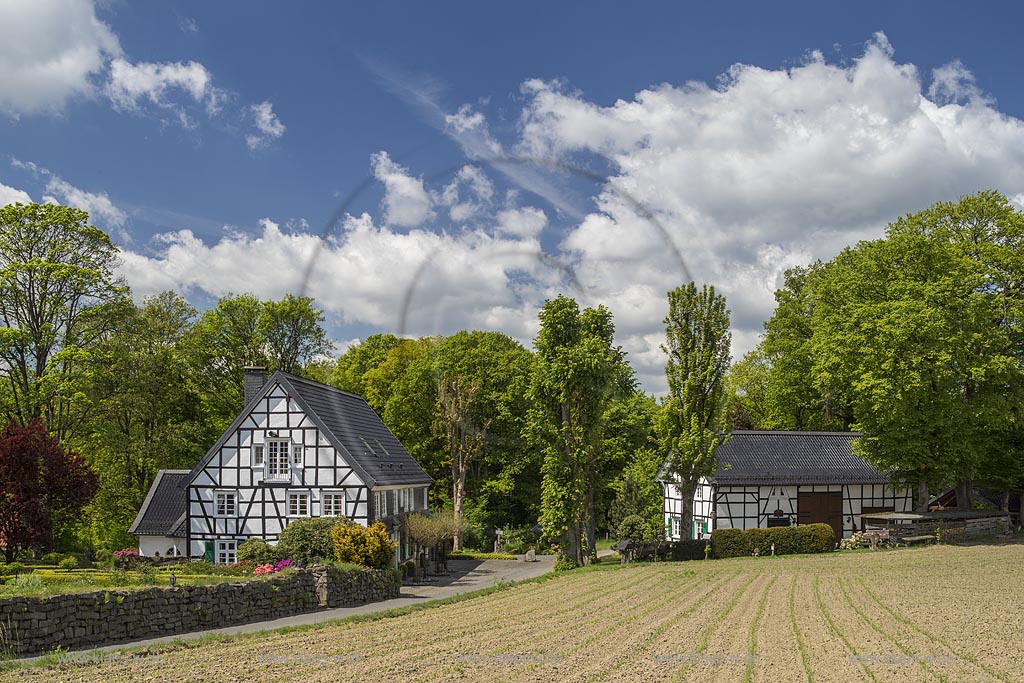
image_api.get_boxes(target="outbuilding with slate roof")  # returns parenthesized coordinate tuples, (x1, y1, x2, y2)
(660, 430, 913, 541)
(128, 469, 189, 557)
(131, 367, 432, 565)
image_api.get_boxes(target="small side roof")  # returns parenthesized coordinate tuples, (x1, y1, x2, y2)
(128, 470, 189, 537)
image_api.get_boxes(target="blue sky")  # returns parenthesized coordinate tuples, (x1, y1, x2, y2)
(3, 1, 1024, 392)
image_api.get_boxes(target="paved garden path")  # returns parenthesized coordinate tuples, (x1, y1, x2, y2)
(59, 556, 559, 658)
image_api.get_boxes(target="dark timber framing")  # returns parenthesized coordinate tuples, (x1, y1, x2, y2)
(161, 370, 432, 562)
(661, 431, 914, 540)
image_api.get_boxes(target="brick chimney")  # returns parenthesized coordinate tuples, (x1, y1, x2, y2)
(243, 366, 268, 406)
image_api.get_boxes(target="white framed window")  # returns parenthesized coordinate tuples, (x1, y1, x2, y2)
(266, 439, 290, 480)
(216, 540, 237, 564)
(323, 491, 345, 517)
(215, 491, 237, 517)
(292, 444, 304, 466)
(253, 444, 265, 467)
(288, 492, 310, 517)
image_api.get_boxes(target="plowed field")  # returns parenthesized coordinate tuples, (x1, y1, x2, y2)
(5, 541, 1023, 682)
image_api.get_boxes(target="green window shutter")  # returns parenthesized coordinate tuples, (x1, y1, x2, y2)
(203, 541, 214, 562)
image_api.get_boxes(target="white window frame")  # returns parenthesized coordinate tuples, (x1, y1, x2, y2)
(288, 491, 310, 517)
(216, 540, 237, 565)
(253, 443, 265, 467)
(322, 491, 346, 517)
(292, 443, 304, 466)
(266, 439, 291, 481)
(215, 490, 237, 517)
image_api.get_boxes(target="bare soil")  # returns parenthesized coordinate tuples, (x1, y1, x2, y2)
(4, 540, 1023, 683)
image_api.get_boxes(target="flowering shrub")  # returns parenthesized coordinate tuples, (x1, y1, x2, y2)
(252, 558, 294, 577)
(113, 548, 140, 560)
(332, 521, 396, 569)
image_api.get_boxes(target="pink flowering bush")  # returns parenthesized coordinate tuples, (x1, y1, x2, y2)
(274, 558, 293, 572)
(253, 563, 276, 576)
(113, 548, 140, 559)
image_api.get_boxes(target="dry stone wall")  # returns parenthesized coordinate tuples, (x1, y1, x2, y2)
(0, 566, 398, 657)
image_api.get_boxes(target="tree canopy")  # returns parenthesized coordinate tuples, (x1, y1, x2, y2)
(659, 282, 732, 538)
(0, 202, 130, 441)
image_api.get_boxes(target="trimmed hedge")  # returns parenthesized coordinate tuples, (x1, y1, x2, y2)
(666, 539, 709, 561)
(710, 524, 836, 558)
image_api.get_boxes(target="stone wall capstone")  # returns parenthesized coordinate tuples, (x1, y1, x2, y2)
(0, 567, 399, 657)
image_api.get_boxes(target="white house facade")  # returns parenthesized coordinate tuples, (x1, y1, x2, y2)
(661, 431, 914, 541)
(131, 368, 432, 564)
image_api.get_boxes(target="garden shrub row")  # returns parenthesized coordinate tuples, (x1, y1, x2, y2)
(666, 539, 709, 561)
(710, 524, 835, 558)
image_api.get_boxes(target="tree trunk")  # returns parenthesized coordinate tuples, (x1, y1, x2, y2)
(1000, 490, 1009, 512)
(916, 480, 930, 513)
(955, 478, 972, 511)
(452, 473, 465, 552)
(583, 466, 595, 565)
(679, 480, 697, 539)
(564, 525, 581, 567)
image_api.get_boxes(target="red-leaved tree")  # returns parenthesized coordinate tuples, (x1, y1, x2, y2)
(0, 420, 98, 562)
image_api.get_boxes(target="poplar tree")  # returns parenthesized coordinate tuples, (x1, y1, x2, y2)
(660, 282, 731, 539)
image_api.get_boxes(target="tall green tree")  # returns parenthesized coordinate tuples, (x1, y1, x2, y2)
(431, 331, 535, 542)
(604, 392, 663, 537)
(183, 293, 265, 425)
(259, 294, 331, 374)
(0, 203, 130, 441)
(527, 296, 626, 567)
(812, 191, 1024, 510)
(330, 334, 403, 395)
(725, 348, 771, 429)
(79, 292, 212, 551)
(363, 338, 446, 504)
(760, 265, 851, 431)
(185, 293, 331, 426)
(660, 282, 731, 539)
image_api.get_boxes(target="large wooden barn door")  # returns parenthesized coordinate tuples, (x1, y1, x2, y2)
(798, 491, 843, 540)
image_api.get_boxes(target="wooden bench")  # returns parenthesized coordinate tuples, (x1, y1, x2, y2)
(901, 534, 935, 546)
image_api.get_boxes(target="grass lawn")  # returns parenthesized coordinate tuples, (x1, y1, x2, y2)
(4, 539, 1023, 681)
(0, 567, 269, 598)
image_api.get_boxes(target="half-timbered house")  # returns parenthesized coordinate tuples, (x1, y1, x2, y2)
(131, 367, 432, 564)
(661, 430, 914, 541)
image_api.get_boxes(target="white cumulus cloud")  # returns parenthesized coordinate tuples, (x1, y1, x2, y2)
(370, 151, 435, 228)
(0, 182, 32, 207)
(507, 32, 1024, 390)
(246, 101, 286, 150)
(113, 34, 1024, 395)
(118, 213, 571, 344)
(0, 0, 121, 116)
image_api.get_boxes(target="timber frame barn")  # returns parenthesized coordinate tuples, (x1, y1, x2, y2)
(130, 367, 432, 565)
(661, 430, 914, 541)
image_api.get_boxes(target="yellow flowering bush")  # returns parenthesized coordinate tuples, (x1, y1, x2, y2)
(331, 521, 396, 569)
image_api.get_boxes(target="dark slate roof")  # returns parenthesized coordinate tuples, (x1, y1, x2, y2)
(187, 371, 432, 489)
(710, 431, 890, 485)
(128, 470, 189, 537)
(278, 373, 433, 487)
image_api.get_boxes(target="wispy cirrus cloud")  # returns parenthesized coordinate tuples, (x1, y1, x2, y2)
(358, 56, 586, 220)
